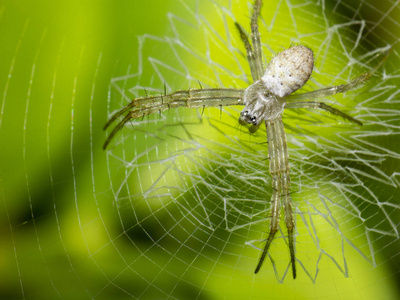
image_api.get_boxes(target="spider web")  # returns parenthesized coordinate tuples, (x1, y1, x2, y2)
(1, 0, 400, 299)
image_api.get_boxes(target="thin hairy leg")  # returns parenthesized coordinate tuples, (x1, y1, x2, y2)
(251, 0, 264, 79)
(285, 101, 363, 125)
(103, 113, 132, 150)
(254, 119, 296, 278)
(104, 88, 244, 130)
(254, 187, 280, 273)
(284, 194, 296, 279)
(104, 88, 244, 149)
(235, 23, 259, 82)
(275, 119, 296, 279)
(254, 119, 282, 274)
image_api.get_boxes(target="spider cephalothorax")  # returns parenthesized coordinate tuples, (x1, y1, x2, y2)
(239, 46, 314, 130)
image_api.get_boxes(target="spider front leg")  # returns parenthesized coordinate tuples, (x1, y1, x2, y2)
(275, 119, 296, 279)
(255, 119, 296, 279)
(103, 88, 244, 149)
(254, 173, 281, 274)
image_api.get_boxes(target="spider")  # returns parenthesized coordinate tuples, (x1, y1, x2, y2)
(104, 0, 388, 279)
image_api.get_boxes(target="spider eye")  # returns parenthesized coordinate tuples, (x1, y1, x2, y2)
(250, 116, 257, 125)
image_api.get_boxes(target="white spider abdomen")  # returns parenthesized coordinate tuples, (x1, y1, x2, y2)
(262, 45, 313, 98)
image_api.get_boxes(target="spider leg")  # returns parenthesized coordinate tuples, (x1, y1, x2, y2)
(274, 119, 296, 279)
(235, 23, 259, 82)
(235, 0, 264, 81)
(103, 102, 135, 131)
(103, 113, 132, 150)
(285, 101, 363, 125)
(104, 88, 244, 149)
(254, 189, 280, 274)
(250, 0, 264, 78)
(255, 119, 296, 279)
(284, 192, 296, 279)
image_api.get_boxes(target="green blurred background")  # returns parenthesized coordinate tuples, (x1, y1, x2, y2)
(1, 0, 400, 299)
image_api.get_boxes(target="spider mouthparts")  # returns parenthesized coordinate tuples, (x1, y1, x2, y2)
(249, 123, 261, 133)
